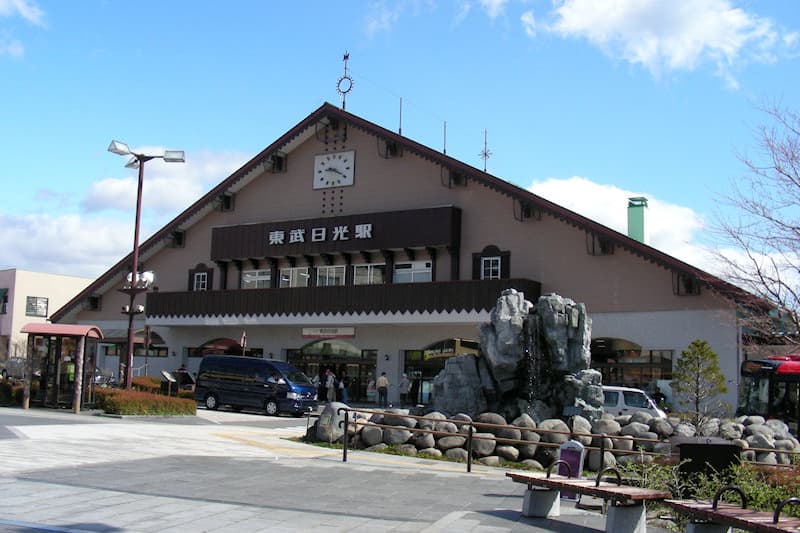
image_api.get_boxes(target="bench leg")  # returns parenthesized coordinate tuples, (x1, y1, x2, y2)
(686, 522, 732, 533)
(605, 502, 647, 533)
(522, 488, 560, 518)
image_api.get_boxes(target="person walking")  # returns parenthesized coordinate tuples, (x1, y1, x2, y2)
(325, 368, 337, 403)
(339, 370, 349, 403)
(376, 372, 389, 408)
(398, 373, 410, 407)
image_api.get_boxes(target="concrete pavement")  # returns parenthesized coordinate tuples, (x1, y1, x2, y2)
(0, 406, 670, 532)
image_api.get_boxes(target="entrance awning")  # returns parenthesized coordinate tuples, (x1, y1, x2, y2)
(20, 323, 104, 339)
(101, 329, 165, 344)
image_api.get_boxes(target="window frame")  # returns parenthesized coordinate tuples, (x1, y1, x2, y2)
(241, 269, 272, 289)
(393, 261, 433, 283)
(480, 256, 502, 280)
(193, 272, 208, 291)
(279, 267, 310, 288)
(353, 263, 387, 285)
(25, 296, 49, 317)
(315, 265, 346, 287)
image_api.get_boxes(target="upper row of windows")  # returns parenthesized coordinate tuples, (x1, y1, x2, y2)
(192, 257, 503, 291)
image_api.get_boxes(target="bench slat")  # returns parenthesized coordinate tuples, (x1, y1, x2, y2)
(506, 472, 670, 503)
(664, 500, 800, 533)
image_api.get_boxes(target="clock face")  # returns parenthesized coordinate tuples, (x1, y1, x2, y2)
(313, 150, 355, 189)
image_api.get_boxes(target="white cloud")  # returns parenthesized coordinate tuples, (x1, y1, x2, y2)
(81, 149, 249, 215)
(538, 0, 793, 86)
(480, 0, 509, 19)
(365, 1, 404, 37)
(529, 176, 719, 273)
(0, 0, 44, 25)
(520, 10, 536, 38)
(0, 212, 131, 278)
(0, 150, 249, 278)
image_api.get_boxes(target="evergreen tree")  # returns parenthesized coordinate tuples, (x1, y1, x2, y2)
(671, 339, 729, 425)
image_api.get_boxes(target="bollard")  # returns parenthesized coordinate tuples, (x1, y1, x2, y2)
(467, 425, 474, 473)
(337, 407, 349, 463)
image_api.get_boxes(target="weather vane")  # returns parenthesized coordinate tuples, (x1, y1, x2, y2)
(337, 51, 354, 110)
(479, 129, 492, 172)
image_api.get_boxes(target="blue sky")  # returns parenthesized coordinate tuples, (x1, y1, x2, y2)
(1, 0, 799, 279)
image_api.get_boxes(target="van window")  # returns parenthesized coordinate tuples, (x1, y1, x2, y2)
(603, 391, 618, 407)
(623, 390, 649, 408)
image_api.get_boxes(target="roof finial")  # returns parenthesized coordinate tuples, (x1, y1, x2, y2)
(479, 129, 492, 172)
(337, 51, 354, 110)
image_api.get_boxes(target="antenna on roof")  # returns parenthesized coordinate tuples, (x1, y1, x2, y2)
(443, 121, 447, 154)
(336, 51, 354, 110)
(399, 97, 403, 136)
(479, 129, 492, 172)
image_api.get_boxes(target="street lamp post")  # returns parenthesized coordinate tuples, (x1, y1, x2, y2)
(108, 140, 184, 389)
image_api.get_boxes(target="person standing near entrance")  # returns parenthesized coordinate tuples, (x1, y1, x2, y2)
(398, 373, 410, 407)
(325, 368, 337, 403)
(338, 370, 349, 403)
(376, 372, 389, 408)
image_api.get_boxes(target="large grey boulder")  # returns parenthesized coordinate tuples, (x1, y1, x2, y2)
(698, 418, 720, 437)
(471, 433, 497, 457)
(592, 419, 621, 436)
(445, 448, 469, 462)
(620, 422, 651, 438)
(316, 402, 348, 443)
(432, 355, 488, 416)
(479, 289, 531, 393)
(537, 294, 591, 372)
(496, 445, 520, 462)
(571, 415, 593, 446)
(587, 450, 616, 472)
(383, 409, 417, 428)
(434, 421, 458, 434)
(419, 448, 442, 457)
(765, 419, 790, 440)
(479, 456, 502, 467)
(417, 412, 446, 430)
(360, 424, 384, 447)
(629, 412, 654, 425)
(673, 422, 697, 438)
(719, 421, 744, 441)
(383, 428, 412, 445)
(649, 418, 674, 438)
(413, 431, 435, 450)
(538, 419, 570, 444)
(437, 435, 467, 450)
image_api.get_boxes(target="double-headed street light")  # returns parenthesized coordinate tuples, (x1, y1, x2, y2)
(108, 140, 184, 389)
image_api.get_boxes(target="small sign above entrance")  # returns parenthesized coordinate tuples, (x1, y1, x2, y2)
(302, 327, 355, 339)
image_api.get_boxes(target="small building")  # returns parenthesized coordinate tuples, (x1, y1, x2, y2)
(52, 103, 756, 409)
(0, 269, 93, 371)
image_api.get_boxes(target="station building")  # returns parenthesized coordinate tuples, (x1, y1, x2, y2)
(52, 103, 754, 408)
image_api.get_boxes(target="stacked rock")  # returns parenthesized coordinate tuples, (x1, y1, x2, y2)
(312, 403, 800, 470)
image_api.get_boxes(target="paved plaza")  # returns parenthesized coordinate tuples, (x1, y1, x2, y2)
(0, 406, 669, 532)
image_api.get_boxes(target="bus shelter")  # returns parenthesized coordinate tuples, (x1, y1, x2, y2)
(20, 323, 104, 413)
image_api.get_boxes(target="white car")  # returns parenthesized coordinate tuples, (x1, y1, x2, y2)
(602, 385, 667, 419)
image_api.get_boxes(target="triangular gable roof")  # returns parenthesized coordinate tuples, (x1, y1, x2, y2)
(51, 102, 759, 322)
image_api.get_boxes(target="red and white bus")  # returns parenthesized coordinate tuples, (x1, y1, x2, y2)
(739, 354, 800, 434)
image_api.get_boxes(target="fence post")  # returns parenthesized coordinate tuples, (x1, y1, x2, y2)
(337, 407, 349, 463)
(467, 424, 474, 473)
(599, 433, 607, 472)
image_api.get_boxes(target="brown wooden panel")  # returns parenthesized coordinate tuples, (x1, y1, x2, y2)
(210, 206, 461, 260)
(146, 278, 540, 318)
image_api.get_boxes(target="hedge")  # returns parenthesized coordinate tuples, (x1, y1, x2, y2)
(0, 381, 39, 405)
(95, 388, 196, 415)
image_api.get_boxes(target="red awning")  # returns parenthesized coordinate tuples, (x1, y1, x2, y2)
(20, 323, 104, 339)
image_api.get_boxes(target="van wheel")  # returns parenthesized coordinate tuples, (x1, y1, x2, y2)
(204, 393, 219, 410)
(0, 369, 7, 380)
(265, 400, 279, 416)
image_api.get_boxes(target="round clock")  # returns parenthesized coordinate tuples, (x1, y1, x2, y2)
(313, 150, 355, 189)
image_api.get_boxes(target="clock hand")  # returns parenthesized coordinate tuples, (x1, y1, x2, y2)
(326, 167, 344, 176)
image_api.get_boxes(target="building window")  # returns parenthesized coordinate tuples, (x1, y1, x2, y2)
(0, 288, 7, 314)
(472, 245, 510, 280)
(481, 257, 501, 280)
(241, 269, 271, 289)
(393, 261, 432, 283)
(193, 272, 208, 291)
(280, 267, 310, 288)
(187, 263, 214, 292)
(353, 263, 386, 285)
(316, 265, 346, 287)
(25, 296, 48, 317)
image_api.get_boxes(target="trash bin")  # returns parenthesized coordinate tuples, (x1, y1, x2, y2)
(672, 436, 741, 497)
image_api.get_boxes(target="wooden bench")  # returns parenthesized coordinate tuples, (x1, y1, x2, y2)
(664, 486, 800, 533)
(506, 463, 671, 533)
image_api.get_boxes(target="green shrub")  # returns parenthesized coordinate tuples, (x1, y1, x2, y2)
(95, 388, 195, 415)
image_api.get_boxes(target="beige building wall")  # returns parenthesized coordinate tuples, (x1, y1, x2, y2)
(0, 269, 92, 361)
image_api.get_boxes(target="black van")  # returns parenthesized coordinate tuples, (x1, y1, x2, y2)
(194, 355, 317, 416)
